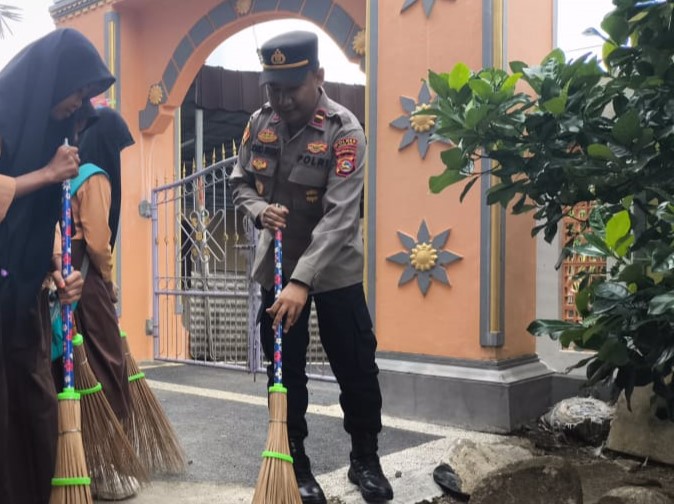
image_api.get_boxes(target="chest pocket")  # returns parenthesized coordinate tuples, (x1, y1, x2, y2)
(244, 145, 278, 180)
(288, 163, 329, 211)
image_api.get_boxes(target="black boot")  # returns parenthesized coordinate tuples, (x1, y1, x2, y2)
(289, 438, 327, 504)
(347, 433, 393, 503)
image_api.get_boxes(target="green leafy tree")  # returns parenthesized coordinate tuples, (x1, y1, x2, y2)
(0, 4, 21, 39)
(425, 0, 674, 418)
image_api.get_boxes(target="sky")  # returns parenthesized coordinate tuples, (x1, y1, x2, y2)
(0, 0, 615, 79)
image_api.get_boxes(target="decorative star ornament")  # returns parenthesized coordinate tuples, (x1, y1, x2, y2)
(401, 0, 444, 18)
(386, 220, 462, 296)
(389, 82, 436, 159)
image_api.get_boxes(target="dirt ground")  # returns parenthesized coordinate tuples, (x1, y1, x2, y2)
(423, 420, 674, 504)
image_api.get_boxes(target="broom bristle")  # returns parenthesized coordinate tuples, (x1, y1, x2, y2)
(50, 395, 93, 504)
(252, 390, 302, 504)
(73, 341, 149, 498)
(121, 337, 186, 474)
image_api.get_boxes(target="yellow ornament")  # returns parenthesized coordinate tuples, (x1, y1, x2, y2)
(235, 0, 252, 15)
(409, 242, 438, 272)
(352, 29, 366, 57)
(410, 103, 436, 133)
(148, 84, 163, 106)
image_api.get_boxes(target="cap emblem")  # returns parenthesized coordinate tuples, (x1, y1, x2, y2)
(271, 49, 287, 65)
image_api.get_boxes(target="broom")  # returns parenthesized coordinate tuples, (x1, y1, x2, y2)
(72, 333, 149, 497)
(119, 330, 186, 474)
(252, 228, 302, 504)
(50, 161, 92, 504)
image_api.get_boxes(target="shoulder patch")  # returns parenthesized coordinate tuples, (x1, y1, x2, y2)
(334, 137, 358, 178)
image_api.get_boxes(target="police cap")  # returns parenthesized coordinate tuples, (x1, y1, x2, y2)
(259, 31, 319, 87)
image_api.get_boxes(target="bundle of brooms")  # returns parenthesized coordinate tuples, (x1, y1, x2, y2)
(120, 331, 186, 474)
(50, 173, 91, 504)
(252, 228, 302, 504)
(72, 333, 149, 497)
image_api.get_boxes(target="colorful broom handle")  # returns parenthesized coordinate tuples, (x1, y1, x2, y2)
(273, 228, 283, 385)
(61, 140, 74, 391)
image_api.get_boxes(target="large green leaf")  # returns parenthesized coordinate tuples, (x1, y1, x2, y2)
(429, 169, 466, 193)
(448, 63, 471, 91)
(527, 319, 580, 338)
(605, 210, 631, 250)
(612, 110, 642, 145)
(468, 79, 493, 100)
(428, 71, 451, 99)
(598, 338, 630, 366)
(648, 292, 674, 315)
(601, 13, 630, 44)
(587, 144, 615, 160)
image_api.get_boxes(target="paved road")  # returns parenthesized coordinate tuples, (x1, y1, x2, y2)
(112, 362, 503, 504)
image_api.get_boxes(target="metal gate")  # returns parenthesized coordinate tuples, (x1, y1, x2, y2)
(151, 156, 332, 378)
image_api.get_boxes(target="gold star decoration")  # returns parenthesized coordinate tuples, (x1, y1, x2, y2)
(148, 84, 163, 106)
(352, 29, 366, 57)
(387, 220, 462, 296)
(235, 0, 252, 15)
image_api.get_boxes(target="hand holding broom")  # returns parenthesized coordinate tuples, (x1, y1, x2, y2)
(252, 228, 302, 504)
(50, 140, 93, 504)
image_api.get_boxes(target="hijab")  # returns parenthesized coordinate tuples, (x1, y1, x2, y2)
(0, 28, 114, 338)
(77, 107, 134, 249)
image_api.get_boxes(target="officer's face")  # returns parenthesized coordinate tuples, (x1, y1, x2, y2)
(266, 69, 324, 129)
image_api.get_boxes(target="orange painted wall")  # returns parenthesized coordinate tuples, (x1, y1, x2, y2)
(375, 0, 552, 361)
(501, 0, 554, 359)
(57, 0, 550, 363)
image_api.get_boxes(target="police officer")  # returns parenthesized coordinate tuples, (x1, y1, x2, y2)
(230, 31, 393, 503)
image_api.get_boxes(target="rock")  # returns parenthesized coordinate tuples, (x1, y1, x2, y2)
(445, 438, 535, 494)
(597, 486, 672, 504)
(469, 456, 583, 504)
(542, 397, 614, 445)
(606, 385, 674, 465)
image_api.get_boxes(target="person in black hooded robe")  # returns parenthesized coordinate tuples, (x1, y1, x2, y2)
(0, 28, 114, 503)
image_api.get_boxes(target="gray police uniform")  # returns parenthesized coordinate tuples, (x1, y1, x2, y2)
(230, 90, 365, 294)
(230, 89, 383, 441)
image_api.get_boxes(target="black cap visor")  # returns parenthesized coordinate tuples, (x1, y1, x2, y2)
(259, 66, 312, 87)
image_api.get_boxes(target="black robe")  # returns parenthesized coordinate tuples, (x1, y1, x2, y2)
(0, 28, 115, 346)
(77, 107, 135, 249)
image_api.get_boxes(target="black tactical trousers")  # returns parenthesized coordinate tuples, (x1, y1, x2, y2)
(260, 282, 383, 441)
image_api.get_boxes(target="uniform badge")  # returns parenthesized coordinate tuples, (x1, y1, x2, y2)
(306, 189, 319, 203)
(255, 179, 265, 195)
(334, 137, 358, 177)
(241, 121, 251, 147)
(257, 128, 278, 144)
(306, 141, 328, 154)
(336, 157, 356, 177)
(252, 157, 268, 171)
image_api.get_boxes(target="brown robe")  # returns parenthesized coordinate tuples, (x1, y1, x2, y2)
(52, 175, 130, 421)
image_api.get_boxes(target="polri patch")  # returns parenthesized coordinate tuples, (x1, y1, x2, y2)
(306, 141, 328, 154)
(257, 128, 278, 144)
(252, 157, 269, 171)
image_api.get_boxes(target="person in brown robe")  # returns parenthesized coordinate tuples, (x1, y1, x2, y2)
(0, 28, 114, 504)
(52, 106, 135, 422)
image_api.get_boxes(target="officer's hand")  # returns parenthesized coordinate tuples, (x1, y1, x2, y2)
(260, 204, 289, 231)
(52, 270, 84, 304)
(267, 282, 309, 333)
